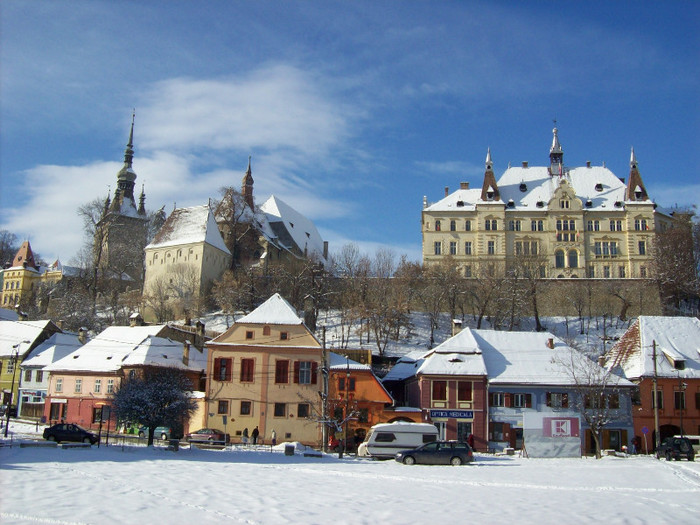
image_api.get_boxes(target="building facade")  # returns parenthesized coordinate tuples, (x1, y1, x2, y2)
(422, 128, 670, 280)
(205, 294, 324, 446)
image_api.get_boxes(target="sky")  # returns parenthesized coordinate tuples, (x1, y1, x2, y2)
(1, 1, 698, 266)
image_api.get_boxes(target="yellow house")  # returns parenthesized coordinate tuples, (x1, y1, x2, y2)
(206, 294, 323, 446)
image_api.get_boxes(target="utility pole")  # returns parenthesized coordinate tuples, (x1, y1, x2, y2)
(321, 327, 328, 453)
(652, 340, 660, 453)
(340, 355, 349, 459)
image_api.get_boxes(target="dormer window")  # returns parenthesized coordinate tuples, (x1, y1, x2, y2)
(486, 190, 494, 201)
(585, 200, 592, 207)
(519, 183, 527, 192)
(634, 185, 643, 199)
(595, 183, 603, 192)
(507, 199, 515, 208)
(536, 201, 544, 208)
(456, 200, 465, 207)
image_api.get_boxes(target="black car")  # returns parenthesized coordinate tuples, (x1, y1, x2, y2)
(43, 423, 99, 445)
(395, 441, 474, 466)
(656, 437, 695, 461)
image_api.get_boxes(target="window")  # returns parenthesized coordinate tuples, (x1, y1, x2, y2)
(274, 403, 286, 417)
(450, 220, 456, 232)
(449, 241, 457, 255)
(214, 358, 233, 381)
(513, 393, 531, 408)
(24, 369, 32, 382)
(674, 391, 686, 410)
(94, 379, 101, 393)
(280, 331, 289, 341)
(338, 377, 356, 392)
(74, 379, 82, 393)
(485, 219, 497, 231)
(432, 380, 447, 401)
(263, 326, 271, 336)
(465, 220, 472, 231)
(560, 199, 570, 209)
(487, 241, 495, 255)
(92, 407, 103, 424)
(651, 390, 663, 409)
(587, 220, 600, 232)
(634, 219, 648, 231)
(638, 241, 646, 255)
(640, 266, 647, 278)
(294, 361, 317, 385)
(107, 379, 114, 394)
(434, 242, 441, 255)
(619, 266, 626, 278)
(464, 241, 472, 255)
(358, 408, 369, 423)
(594, 241, 618, 257)
(275, 360, 289, 384)
(547, 392, 568, 408)
(610, 220, 622, 231)
(531, 219, 544, 231)
(464, 265, 472, 277)
(240, 401, 252, 415)
(375, 432, 396, 443)
(568, 250, 578, 268)
(297, 403, 310, 418)
(508, 220, 521, 231)
(491, 392, 505, 407)
(245, 331, 254, 340)
(36, 370, 43, 383)
(458, 381, 472, 401)
(555, 249, 565, 268)
(240, 358, 255, 382)
(55, 378, 63, 393)
(218, 400, 229, 414)
(6, 359, 15, 374)
(603, 266, 611, 278)
(435, 220, 441, 231)
(608, 393, 620, 409)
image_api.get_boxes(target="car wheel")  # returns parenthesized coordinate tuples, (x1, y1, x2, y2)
(403, 456, 416, 465)
(689, 455, 695, 462)
(161, 433, 168, 441)
(47, 435, 56, 442)
(83, 437, 92, 444)
(450, 456, 463, 466)
(666, 451, 672, 461)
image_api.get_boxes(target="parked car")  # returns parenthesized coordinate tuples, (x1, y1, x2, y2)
(675, 435, 700, 454)
(656, 437, 695, 461)
(138, 426, 179, 440)
(186, 428, 230, 444)
(395, 441, 474, 466)
(43, 423, 98, 445)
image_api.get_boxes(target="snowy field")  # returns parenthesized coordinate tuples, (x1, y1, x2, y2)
(2, 423, 700, 525)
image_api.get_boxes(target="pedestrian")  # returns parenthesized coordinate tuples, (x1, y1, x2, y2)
(467, 433, 475, 449)
(252, 426, 259, 445)
(242, 427, 249, 445)
(271, 429, 277, 446)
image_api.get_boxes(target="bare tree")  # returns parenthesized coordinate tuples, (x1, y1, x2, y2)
(213, 187, 261, 269)
(0, 230, 19, 266)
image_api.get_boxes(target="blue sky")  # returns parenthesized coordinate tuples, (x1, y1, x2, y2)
(1, 1, 698, 265)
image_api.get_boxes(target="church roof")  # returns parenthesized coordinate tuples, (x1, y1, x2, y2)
(146, 205, 230, 254)
(259, 195, 326, 261)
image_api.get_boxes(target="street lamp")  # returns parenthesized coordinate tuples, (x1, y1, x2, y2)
(4, 340, 29, 438)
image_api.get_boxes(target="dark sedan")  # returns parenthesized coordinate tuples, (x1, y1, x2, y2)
(43, 423, 98, 444)
(186, 428, 230, 444)
(656, 437, 695, 461)
(395, 441, 474, 466)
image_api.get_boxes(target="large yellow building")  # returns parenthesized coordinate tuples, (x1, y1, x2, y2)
(422, 128, 670, 279)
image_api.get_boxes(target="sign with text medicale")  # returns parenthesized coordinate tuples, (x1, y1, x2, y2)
(429, 409, 474, 419)
(523, 413, 581, 458)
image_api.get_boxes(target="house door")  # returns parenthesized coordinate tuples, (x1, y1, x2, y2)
(515, 428, 524, 449)
(433, 421, 447, 440)
(608, 430, 621, 451)
(457, 422, 472, 443)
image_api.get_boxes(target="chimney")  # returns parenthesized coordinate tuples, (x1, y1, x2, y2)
(183, 340, 191, 366)
(196, 320, 205, 337)
(129, 312, 144, 327)
(546, 338, 554, 349)
(586, 161, 591, 168)
(323, 241, 329, 260)
(56, 319, 64, 330)
(78, 327, 87, 345)
(460, 182, 469, 190)
(444, 186, 449, 197)
(522, 161, 528, 168)
(598, 356, 606, 367)
(452, 319, 463, 336)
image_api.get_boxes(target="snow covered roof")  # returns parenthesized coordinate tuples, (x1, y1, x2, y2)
(0, 320, 56, 358)
(146, 205, 230, 254)
(606, 316, 700, 380)
(236, 293, 303, 325)
(45, 325, 169, 373)
(329, 352, 371, 371)
(0, 308, 19, 321)
(425, 164, 647, 213)
(417, 329, 486, 376)
(382, 352, 425, 382)
(121, 337, 207, 371)
(259, 196, 326, 262)
(20, 333, 84, 368)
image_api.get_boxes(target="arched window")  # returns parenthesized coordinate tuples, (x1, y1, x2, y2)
(568, 250, 578, 268)
(555, 249, 565, 268)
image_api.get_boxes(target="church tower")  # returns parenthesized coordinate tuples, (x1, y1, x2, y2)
(242, 156, 254, 209)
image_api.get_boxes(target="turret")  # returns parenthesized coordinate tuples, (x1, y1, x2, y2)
(626, 147, 649, 201)
(242, 156, 254, 209)
(480, 148, 500, 201)
(549, 126, 563, 176)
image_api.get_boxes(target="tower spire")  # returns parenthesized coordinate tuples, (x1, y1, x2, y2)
(114, 111, 138, 210)
(242, 155, 255, 209)
(480, 148, 500, 202)
(549, 125, 563, 176)
(626, 147, 648, 201)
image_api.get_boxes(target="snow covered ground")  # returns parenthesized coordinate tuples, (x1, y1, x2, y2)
(2, 423, 700, 525)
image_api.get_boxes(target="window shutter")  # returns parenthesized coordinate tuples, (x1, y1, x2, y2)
(505, 393, 512, 408)
(562, 393, 569, 408)
(311, 362, 318, 384)
(546, 392, 551, 407)
(526, 394, 532, 408)
(489, 393, 494, 407)
(214, 358, 221, 380)
(293, 361, 300, 383)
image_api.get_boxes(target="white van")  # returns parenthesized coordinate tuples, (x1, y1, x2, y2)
(357, 422, 439, 458)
